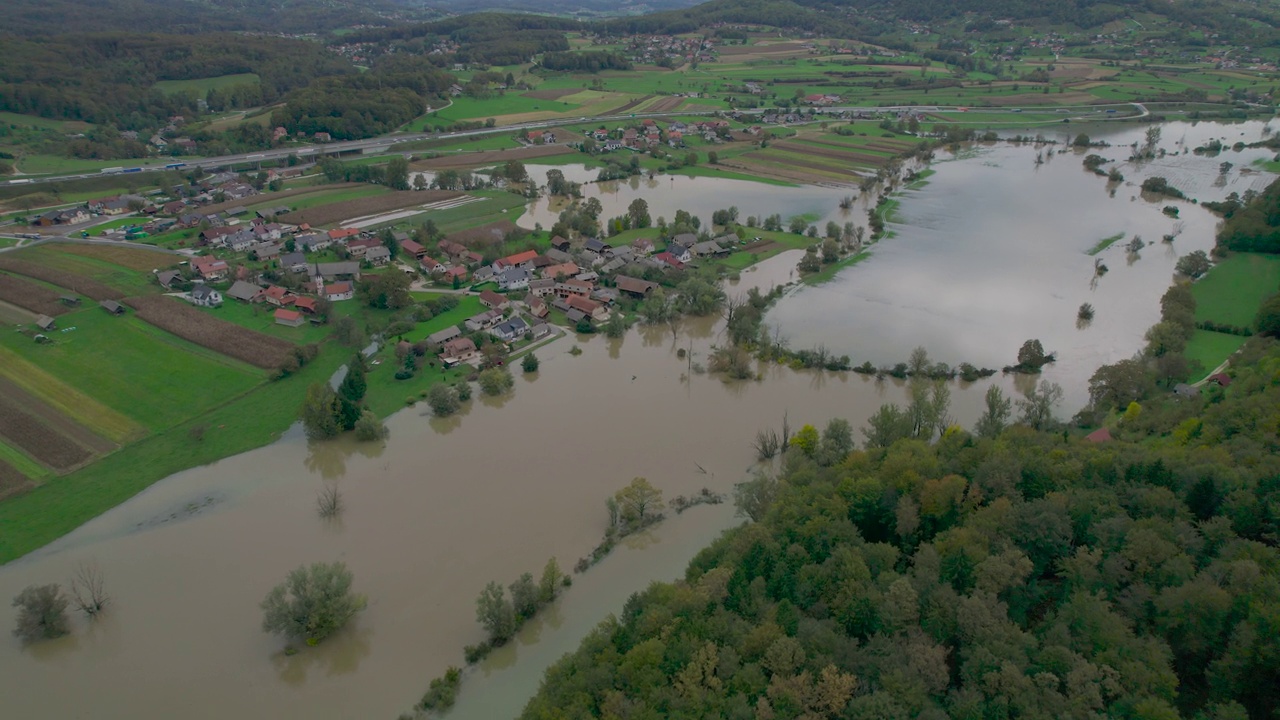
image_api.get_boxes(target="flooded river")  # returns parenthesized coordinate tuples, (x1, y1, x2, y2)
(1, 119, 1275, 719)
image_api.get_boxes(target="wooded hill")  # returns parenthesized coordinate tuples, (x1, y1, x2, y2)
(0, 0, 431, 35)
(521, 339, 1280, 720)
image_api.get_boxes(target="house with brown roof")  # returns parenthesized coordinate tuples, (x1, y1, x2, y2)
(541, 262, 580, 281)
(440, 337, 478, 364)
(401, 239, 426, 258)
(555, 278, 593, 298)
(262, 286, 296, 307)
(192, 256, 229, 280)
(294, 297, 319, 315)
(525, 295, 549, 319)
(479, 290, 509, 311)
(496, 249, 539, 271)
(328, 228, 361, 242)
(226, 281, 264, 303)
(443, 266, 469, 283)
(528, 278, 555, 297)
(324, 281, 354, 302)
(274, 309, 305, 327)
(567, 294, 608, 322)
(347, 237, 382, 257)
(615, 275, 658, 298)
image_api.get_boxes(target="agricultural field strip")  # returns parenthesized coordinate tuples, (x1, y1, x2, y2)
(0, 457, 34, 501)
(0, 345, 143, 444)
(0, 390, 93, 471)
(0, 376, 115, 454)
(0, 272, 70, 316)
(125, 295, 296, 370)
(0, 258, 125, 300)
(278, 190, 461, 228)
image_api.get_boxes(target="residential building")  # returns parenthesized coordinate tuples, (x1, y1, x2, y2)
(491, 317, 530, 343)
(280, 252, 309, 274)
(324, 281, 354, 302)
(497, 267, 530, 291)
(274, 309, 305, 327)
(189, 285, 223, 307)
(226, 281, 264, 303)
(478, 290, 510, 311)
(364, 246, 392, 266)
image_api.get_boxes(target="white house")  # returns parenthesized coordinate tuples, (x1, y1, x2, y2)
(188, 285, 223, 308)
(497, 267, 531, 292)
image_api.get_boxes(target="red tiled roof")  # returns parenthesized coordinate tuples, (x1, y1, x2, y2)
(502, 249, 538, 266)
(274, 309, 302, 322)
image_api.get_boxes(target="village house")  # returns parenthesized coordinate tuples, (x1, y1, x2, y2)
(664, 242, 693, 263)
(440, 337, 478, 364)
(280, 252, 309, 274)
(555, 278, 593, 299)
(442, 266, 469, 283)
(420, 256, 446, 274)
(465, 309, 504, 332)
(251, 242, 281, 261)
(296, 233, 332, 253)
(654, 251, 686, 270)
(567, 295, 609, 323)
(615, 275, 658, 299)
(328, 227, 361, 243)
(226, 281, 264, 303)
(691, 240, 729, 258)
(583, 238, 608, 256)
(524, 294, 549, 319)
(311, 262, 361, 282)
(545, 248, 573, 264)
(400, 239, 427, 258)
(192, 256, 229, 280)
(188, 285, 222, 308)
(34, 207, 89, 226)
(497, 267, 530, 292)
(262, 286, 296, 307)
(347, 237, 382, 257)
(324, 281, 354, 302)
(156, 270, 182, 290)
(632, 237, 656, 256)
(491, 316, 530, 343)
(528, 278, 555, 298)
(495, 249, 539, 272)
(225, 230, 255, 253)
(472, 266, 495, 284)
(437, 239, 468, 258)
(549, 236, 572, 253)
(541, 262, 579, 281)
(364, 246, 392, 266)
(478, 290, 510, 311)
(294, 297, 319, 315)
(274, 309, 305, 327)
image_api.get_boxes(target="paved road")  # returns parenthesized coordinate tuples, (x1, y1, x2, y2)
(3, 103, 1150, 187)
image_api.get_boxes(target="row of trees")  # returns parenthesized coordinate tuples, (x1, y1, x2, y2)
(300, 355, 386, 442)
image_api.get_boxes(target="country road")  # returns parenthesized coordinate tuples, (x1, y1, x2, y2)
(3, 103, 1151, 187)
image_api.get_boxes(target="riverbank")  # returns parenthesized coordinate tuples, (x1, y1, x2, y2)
(1184, 251, 1280, 379)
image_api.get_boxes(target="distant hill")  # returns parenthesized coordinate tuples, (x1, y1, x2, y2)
(422, 0, 701, 18)
(1, 0, 439, 34)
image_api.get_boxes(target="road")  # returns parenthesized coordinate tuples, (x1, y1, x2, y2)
(3, 103, 1150, 187)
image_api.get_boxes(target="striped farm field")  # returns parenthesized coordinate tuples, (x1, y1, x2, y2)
(0, 345, 144, 444)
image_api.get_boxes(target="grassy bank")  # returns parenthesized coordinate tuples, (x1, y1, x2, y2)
(802, 250, 873, 285)
(1086, 232, 1126, 256)
(1183, 330, 1245, 377)
(1193, 252, 1280, 328)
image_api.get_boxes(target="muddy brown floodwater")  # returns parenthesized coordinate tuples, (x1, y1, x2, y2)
(1, 120, 1274, 719)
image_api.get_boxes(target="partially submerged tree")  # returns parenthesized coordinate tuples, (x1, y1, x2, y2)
(12, 584, 71, 644)
(261, 562, 366, 646)
(70, 561, 108, 618)
(614, 477, 663, 527)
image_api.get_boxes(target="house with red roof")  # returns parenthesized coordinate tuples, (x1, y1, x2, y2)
(327, 227, 361, 241)
(261, 286, 296, 307)
(274, 309, 305, 327)
(192, 256, 229, 280)
(496, 249, 539, 271)
(654, 251, 685, 270)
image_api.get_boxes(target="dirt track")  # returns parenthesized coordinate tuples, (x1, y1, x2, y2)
(278, 190, 460, 227)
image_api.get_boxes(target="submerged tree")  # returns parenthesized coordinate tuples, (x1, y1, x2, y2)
(70, 561, 109, 618)
(11, 584, 71, 644)
(261, 562, 366, 646)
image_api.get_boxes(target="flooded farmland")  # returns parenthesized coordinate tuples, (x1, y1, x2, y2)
(1, 119, 1276, 719)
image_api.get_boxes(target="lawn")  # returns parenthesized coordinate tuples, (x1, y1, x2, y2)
(153, 73, 260, 95)
(200, 300, 334, 344)
(0, 344, 342, 564)
(1183, 330, 1245, 377)
(1193, 252, 1280, 327)
(0, 309, 262, 431)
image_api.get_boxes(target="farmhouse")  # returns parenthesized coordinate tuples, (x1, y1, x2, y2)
(262, 286, 296, 307)
(440, 337, 478, 364)
(294, 297, 319, 315)
(426, 326, 462, 347)
(251, 242, 281, 260)
(347, 237, 382, 257)
(401, 239, 427, 258)
(311, 262, 362, 282)
(192, 256, 229, 280)
(496, 249, 539, 271)
(567, 294, 608, 322)
(328, 227, 361, 242)
(280, 252, 309, 274)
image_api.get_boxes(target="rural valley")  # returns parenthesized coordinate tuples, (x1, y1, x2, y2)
(2, 1, 1280, 718)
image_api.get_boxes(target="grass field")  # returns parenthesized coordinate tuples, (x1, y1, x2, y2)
(201, 299, 334, 344)
(0, 309, 262, 431)
(1087, 232, 1127, 256)
(153, 73, 260, 95)
(1193, 252, 1280, 327)
(1184, 330, 1246, 377)
(12, 244, 171, 295)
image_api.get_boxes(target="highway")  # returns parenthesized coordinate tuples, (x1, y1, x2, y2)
(2, 103, 1149, 187)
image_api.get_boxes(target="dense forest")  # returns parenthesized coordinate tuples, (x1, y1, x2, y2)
(270, 56, 454, 140)
(521, 336, 1280, 720)
(342, 14, 579, 66)
(1215, 177, 1280, 255)
(0, 34, 352, 127)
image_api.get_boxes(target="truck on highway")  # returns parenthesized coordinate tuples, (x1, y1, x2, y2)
(122, 167, 142, 173)
(101, 167, 124, 174)
(7, 178, 31, 185)
(164, 162, 186, 169)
